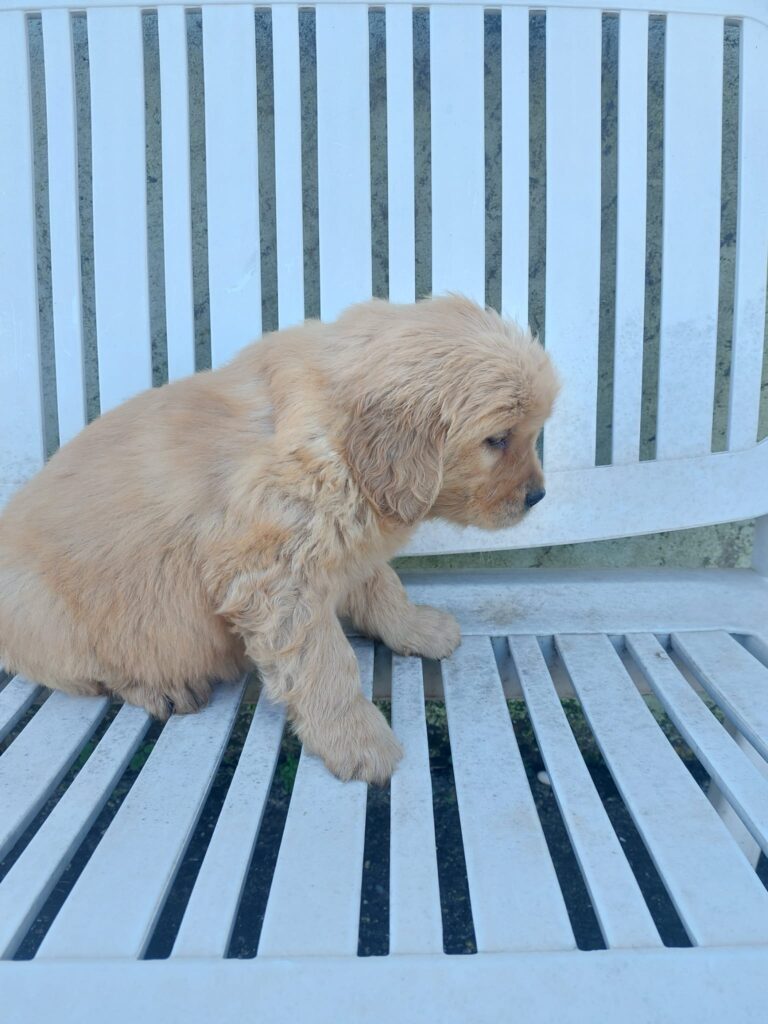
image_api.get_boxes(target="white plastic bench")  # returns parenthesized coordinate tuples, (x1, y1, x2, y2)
(2, 0, 768, 1020)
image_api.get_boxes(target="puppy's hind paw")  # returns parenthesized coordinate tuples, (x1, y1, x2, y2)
(117, 679, 211, 720)
(388, 606, 461, 660)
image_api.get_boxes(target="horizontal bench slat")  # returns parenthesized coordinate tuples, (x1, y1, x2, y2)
(36, 681, 244, 959)
(510, 636, 661, 949)
(389, 655, 442, 954)
(0, 705, 151, 958)
(557, 633, 768, 946)
(0, 692, 109, 860)
(442, 637, 575, 952)
(5, 948, 768, 1024)
(671, 630, 768, 761)
(627, 633, 768, 855)
(257, 641, 373, 956)
(0, 677, 44, 743)
(171, 692, 285, 958)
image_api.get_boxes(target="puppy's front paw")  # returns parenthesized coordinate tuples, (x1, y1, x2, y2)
(301, 697, 403, 785)
(388, 605, 461, 660)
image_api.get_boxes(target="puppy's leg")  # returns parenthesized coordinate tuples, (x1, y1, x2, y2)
(225, 578, 402, 784)
(342, 564, 461, 660)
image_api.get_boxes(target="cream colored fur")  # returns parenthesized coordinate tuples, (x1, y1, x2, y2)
(0, 296, 558, 782)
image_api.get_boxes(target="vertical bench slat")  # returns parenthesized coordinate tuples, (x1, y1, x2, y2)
(316, 3, 372, 321)
(510, 636, 662, 949)
(36, 681, 244, 959)
(0, 705, 151, 959)
(557, 633, 768, 946)
(627, 633, 768, 855)
(656, 15, 723, 459)
(543, 8, 602, 471)
(727, 18, 768, 451)
(671, 631, 768, 762)
(171, 692, 285, 958)
(203, 4, 261, 366)
(385, 4, 416, 304)
(612, 11, 648, 465)
(42, 9, 87, 444)
(430, 5, 485, 304)
(501, 6, 529, 325)
(0, 678, 43, 743)
(257, 642, 373, 956)
(88, 8, 152, 412)
(272, 4, 305, 328)
(0, 692, 109, 861)
(0, 11, 44, 507)
(442, 637, 575, 952)
(389, 655, 442, 955)
(158, 6, 196, 381)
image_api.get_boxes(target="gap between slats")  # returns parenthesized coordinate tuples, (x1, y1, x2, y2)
(41, 10, 86, 448)
(385, 4, 414, 304)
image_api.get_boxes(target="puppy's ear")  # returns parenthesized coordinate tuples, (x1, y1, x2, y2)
(343, 398, 445, 525)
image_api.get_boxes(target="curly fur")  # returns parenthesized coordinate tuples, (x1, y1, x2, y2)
(0, 295, 558, 782)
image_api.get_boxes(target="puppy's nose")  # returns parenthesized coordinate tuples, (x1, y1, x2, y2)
(525, 487, 546, 509)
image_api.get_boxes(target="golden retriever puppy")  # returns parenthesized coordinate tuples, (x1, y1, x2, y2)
(0, 295, 558, 783)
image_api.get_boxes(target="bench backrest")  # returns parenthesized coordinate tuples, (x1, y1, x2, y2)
(1, 0, 767, 555)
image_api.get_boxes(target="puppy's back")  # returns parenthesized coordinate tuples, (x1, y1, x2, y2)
(0, 360, 272, 690)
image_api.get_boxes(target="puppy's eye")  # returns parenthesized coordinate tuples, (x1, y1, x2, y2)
(485, 434, 508, 450)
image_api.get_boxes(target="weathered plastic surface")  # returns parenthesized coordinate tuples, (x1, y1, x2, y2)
(2, 2, 768, 1020)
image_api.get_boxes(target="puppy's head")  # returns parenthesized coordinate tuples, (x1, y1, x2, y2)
(338, 295, 559, 529)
